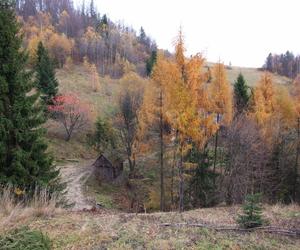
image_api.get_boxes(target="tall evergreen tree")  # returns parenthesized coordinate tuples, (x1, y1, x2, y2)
(146, 50, 157, 76)
(234, 73, 250, 114)
(0, 0, 60, 191)
(265, 53, 273, 72)
(35, 41, 59, 105)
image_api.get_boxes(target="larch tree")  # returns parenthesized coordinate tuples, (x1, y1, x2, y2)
(146, 52, 180, 211)
(83, 57, 100, 92)
(168, 30, 218, 212)
(291, 75, 300, 201)
(252, 73, 296, 202)
(168, 74, 202, 212)
(252, 72, 277, 139)
(0, 0, 60, 192)
(209, 62, 233, 183)
(90, 64, 100, 92)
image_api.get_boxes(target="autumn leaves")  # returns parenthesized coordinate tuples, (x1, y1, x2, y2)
(141, 29, 300, 211)
(141, 31, 232, 211)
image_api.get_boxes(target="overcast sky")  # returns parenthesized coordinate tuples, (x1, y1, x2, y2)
(76, 0, 300, 68)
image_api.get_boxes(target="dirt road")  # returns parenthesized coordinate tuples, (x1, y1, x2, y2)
(59, 160, 94, 210)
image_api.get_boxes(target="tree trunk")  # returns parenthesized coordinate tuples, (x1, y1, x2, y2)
(213, 113, 220, 185)
(179, 145, 184, 212)
(171, 146, 176, 208)
(159, 90, 165, 211)
(293, 117, 300, 201)
(171, 130, 178, 209)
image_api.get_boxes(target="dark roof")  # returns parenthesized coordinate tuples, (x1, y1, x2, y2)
(93, 154, 122, 168)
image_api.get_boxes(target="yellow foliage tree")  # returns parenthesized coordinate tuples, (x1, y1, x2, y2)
(90, 64, 100, 92)
(253, 72, 277, 125)
(48, 33, 74, 68)
(291, 75, 300, 200)
(83, 57, 101, 92)
(209, 62, 233, 178)
(152, 30, 218, 212)
(20, 12, 74, 67)
(210, 63, 233, 125)
(58, 10, 70, 35)
(174, 28, 185, 75)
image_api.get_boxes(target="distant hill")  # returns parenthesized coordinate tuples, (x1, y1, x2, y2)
(206, 63, 292, 86)
(17, 0, 156, 78)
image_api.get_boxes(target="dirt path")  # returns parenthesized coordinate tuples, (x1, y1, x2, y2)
(59, 160, 94, 211)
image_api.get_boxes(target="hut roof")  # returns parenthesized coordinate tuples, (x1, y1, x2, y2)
(93, 154, 122, 168)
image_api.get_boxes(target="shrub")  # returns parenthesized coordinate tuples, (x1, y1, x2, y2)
(0, 227, 52, 250)
(237, 193, 264, 228)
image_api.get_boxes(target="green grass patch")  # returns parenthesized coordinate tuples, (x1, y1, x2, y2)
(0, 227, 52, 250)
(84, 174, 123, 209)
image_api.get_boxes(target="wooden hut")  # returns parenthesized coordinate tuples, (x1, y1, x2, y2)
(92, 154, 123, 182)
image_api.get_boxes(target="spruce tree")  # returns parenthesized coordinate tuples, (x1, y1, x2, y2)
(237, 193, 264, 229)
(234, 73, 250, 114)
(35, 41, 58, 105)
(0, 0, 60, 192)
(146, 50, 157, 76)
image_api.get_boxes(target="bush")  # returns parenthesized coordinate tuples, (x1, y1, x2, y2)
(0, 227, 52, 250)
(237, 193, 264, 228)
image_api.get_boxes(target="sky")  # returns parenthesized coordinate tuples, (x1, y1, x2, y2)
(76, 0, 300, 68)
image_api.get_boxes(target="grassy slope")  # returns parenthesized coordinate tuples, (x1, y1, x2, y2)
(21, 65, 297, 249)
(46, 65, 121, 160)
(1, 205, 299, 249)
(48, 64, 291, 160)
(226, 66, 291, 86)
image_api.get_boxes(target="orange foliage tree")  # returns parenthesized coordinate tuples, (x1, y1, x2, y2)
(291, 75, 300, 200)
(252, 72, 277, 127)
(147, 30, 218, 212)
(209, 62, 233, 180)
(20, 12, 74, 67)
(83, 57, 101, 92)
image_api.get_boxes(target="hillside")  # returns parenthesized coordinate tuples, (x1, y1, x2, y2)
(2, 1, 300, 250)
(47, 64, 291, 161)
(1, 202, 299, 249)
(225, 66, 292, 86)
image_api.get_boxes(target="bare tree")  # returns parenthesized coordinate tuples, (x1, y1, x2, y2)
(115, 86, 143, 177)
(222, 115, 270, 204)
(49, 94, 90, 141)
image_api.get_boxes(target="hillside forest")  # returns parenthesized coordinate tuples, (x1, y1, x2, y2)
(1, 0, 300, 214)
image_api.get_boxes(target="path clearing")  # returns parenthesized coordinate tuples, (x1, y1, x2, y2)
(59, 160, 94, 210)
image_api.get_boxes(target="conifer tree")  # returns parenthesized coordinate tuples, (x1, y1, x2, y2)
(146, 50, 157, 76)
(253, 72, 276, 127)
(237, 193, 264, 228)
(234, 73, 250, 114)
(35, 41, 59, 105)
(0, 1, 60, 192)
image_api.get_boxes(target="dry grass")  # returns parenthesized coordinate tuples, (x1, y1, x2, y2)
(226, 66, 292, 86)
(206, 62, 292, 86)
(46, 65, 122, 160)
(0, 187, 62, 232)
(0, 201, 299, 249)
(29, 205, 300, 249)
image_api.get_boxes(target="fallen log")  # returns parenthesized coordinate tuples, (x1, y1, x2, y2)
(160, 223, 300, 237)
